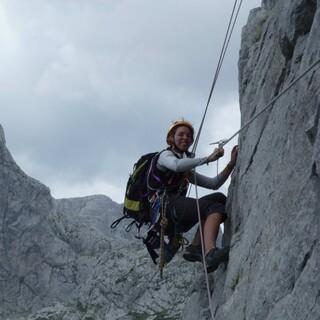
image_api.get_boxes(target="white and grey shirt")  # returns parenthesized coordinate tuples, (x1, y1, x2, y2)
(156, 149, 224, 190)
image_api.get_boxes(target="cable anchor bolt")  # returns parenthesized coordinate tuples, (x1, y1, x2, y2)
(209, 139, 228, 148)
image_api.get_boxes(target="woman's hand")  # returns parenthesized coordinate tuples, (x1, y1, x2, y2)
(207, 147, 224, 163)
(228, 145, 238, 168)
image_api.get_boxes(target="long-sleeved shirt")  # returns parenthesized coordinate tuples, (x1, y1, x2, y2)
(157, 149, 224, 190)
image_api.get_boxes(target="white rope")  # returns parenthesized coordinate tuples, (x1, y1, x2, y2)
(188, 0, 243, 198)
(185, 2, 244, 319)
(217, 159, 219, 177)
(193, 170, 215, 320)
(192, 0, 243, 153)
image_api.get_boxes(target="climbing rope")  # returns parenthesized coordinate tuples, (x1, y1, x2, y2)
(188, 0, 243, 197)
(159, 192, 168, 279)
(188, 1, 244, 320)
(193, 170, 215, 318)
(210, 57, 320, 148)
(192, 0, 244, 153)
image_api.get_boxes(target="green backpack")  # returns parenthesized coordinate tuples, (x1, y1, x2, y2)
(110, 151, 164, 233)
(110, 149, 188, 264)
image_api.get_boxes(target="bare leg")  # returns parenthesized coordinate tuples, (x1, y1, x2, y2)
(204, 213, 223, 255)
(191, 220, 205, 246)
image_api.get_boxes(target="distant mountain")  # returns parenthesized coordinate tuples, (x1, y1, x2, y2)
(0, 124, 199, 320)
(54, 194, 131, 242)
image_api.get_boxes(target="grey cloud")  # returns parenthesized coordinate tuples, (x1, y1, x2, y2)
(1, 0, 261, 201)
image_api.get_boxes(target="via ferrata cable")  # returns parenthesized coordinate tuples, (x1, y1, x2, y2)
(210, 57, 320, 148)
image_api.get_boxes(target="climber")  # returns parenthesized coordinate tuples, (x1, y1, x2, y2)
(159, 119, 238, 272)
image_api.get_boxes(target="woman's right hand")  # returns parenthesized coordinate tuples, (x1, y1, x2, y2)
(207, 147, 224, 163)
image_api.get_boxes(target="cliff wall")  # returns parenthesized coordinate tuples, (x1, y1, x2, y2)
(207, 1, 320, 319)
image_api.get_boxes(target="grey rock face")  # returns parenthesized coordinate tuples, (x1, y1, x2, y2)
(0, 124, 62, 318)
(53, 195, 122, 256)
(55, 194, 133, 242)
(185, 1, 320, 320)
(0, 125, 5, 145)
(0, 124, 198, 320)
(0, 125, 108, 319)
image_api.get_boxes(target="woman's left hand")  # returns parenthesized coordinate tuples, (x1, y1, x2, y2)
(229, 145, 238, 167)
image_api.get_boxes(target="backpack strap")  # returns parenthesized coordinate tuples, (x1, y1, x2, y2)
(153, 148, 192, 195)
(110, 215, 143, 232)
(145, 149, 167, 192)
(110, 215, 128, 229)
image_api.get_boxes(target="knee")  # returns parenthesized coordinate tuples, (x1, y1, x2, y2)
(206, 211, 227, 223)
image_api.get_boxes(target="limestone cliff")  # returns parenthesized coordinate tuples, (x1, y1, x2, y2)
(0, 124, 198, 320)
(184, 1, 320, 319)
(0, 130, 122, 318)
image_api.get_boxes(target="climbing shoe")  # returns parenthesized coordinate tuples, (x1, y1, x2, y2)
(182, 244, 203, 262)
(205, 247, 230, 273)
(162, 243, 175, 264)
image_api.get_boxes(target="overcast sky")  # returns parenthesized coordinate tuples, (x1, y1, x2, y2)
(0, 0, 261, 203)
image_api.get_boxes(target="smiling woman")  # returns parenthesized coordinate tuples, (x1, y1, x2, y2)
(166, 119, 194, 152)
(150, 119, 238, 272)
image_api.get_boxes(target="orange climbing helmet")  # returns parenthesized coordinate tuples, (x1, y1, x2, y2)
(166, 119, 195, 145)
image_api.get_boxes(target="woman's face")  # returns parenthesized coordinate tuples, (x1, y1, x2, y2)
(173, 126, 193, 152)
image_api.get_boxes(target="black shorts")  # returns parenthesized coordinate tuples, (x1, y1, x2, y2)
(167, 192, 227, 234)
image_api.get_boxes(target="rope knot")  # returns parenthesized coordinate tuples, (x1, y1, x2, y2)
(160, 217, 168, 228)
